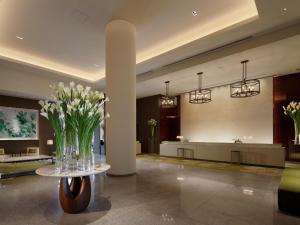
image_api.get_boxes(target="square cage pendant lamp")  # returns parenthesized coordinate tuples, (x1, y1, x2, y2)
(189, 72, 212, 104)
(159, 81, 177, 108)
(230, 60, 260, 98)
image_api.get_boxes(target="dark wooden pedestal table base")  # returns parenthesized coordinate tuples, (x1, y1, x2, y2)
(59, 176, 91, 214)
(36, 163, 110, 214)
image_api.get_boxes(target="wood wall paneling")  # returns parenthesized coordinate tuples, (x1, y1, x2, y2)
(136, 95, 160, 154)
(136, 95, 181, 154)
(273, 73, 300, 148)
(159, 96, 181, 142)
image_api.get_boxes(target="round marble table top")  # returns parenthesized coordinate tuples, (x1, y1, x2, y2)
(36, 163, 110, 178)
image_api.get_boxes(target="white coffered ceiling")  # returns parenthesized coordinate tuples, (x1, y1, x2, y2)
(0, 0, 300, 98)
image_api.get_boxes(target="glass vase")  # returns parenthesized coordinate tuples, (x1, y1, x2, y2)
(55, 158, 63, 173)
(294, 121, 300, 145)
(64, 145, 77, 171)
(77, 132, 93, 171)
(64, 125, 78, 171)
(148, 137, 155, 153)
(54, 133, 64, 173)
(77, 153, 92, 171)
(150, 126, 155, 137)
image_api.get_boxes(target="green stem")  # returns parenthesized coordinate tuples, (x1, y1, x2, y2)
(294, 120, 300, 144)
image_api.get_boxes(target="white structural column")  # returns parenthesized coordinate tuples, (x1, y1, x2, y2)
(105, 20, 136, 175)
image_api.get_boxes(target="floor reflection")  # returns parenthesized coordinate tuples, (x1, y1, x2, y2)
(0, 159, 300, 225)
(44, 195, 111, 225)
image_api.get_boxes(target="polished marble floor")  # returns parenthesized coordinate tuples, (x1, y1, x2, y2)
(0, 159, 299, 225)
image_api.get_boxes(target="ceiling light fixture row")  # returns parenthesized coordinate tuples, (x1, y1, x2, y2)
(230, 60, 260, 98)
(189, 72, 212, 104)
(159, 81, 178, 108)
(160, 60, 260, 107)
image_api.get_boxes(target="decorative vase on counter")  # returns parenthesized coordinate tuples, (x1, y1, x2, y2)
(148, 137, 155, 153)
(283, 101, 300, 145)
(147, 118, 157, 153)
(147, 118, 157, 138)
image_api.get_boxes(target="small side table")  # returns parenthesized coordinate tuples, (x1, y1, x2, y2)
(36, 163, 110, 214)
(177, 148, 184, 159)
(184, 149, 194, 159)
(231, 150, 241, 164)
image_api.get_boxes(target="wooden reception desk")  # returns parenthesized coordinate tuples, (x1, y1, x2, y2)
(160, 142, 285, 167)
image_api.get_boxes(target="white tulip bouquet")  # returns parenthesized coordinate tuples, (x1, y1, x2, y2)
(39, 100, 65, 160)
(283, 101, 300, 144)
(39, 82, 109, 164)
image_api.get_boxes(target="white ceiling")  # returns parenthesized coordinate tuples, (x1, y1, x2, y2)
(0, 0, 259, 81)
(136, 34, 300, 98)
(0, 0, 300, 98)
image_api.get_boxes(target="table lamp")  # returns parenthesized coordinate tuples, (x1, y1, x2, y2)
(176, 136, 184, 142)
(47, 140, 54, 145)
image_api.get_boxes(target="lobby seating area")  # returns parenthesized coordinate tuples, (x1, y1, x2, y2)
(1, 0, 300, 224)
(0, 146, 52, 178)
(278, 168, 300, 215)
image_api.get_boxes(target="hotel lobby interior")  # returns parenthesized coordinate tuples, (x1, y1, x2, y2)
(1, 0, 300, 224)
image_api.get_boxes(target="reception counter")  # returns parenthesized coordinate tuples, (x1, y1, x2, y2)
(160, 142, 285, 167)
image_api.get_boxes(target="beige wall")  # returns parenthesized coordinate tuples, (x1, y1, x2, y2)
(0, 60, 98, 100)
(181, 77, 273, 144)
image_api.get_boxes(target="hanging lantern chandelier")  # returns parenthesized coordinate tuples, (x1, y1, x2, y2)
(189, 72, 212, 104)
(159, 81, 177, 108)
(230, 60, 260, 98)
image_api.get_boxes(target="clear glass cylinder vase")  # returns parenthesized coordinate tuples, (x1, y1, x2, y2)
(77, 131, 94, 171)
(55, 158, 63, 173)
(294, 121, 300, 145)
(77, 153, 92, 171)
(54, 133, 64, 173)
(64, 145, 77, 171)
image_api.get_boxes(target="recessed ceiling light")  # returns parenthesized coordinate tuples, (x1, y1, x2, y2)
(177, 177, 184, 181)
(16, 36, 23, 40)
(283, 7, 287, 12)
(192, 11, 198, 16)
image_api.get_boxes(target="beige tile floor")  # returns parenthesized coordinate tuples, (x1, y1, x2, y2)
(0, 158, 299, 225)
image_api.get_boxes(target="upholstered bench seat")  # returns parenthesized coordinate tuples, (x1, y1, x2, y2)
(278, 169, 300, 215)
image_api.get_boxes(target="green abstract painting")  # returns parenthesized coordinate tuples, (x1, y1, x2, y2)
(0, 107, 38, 140)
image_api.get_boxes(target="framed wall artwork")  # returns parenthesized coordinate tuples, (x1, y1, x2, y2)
(0, 106, 39, 140)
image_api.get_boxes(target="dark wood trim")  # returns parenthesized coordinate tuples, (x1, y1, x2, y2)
(136, 95, 181, 154)
(273, 73, 300, 149)
(136, 95, 161, 154)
